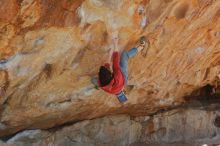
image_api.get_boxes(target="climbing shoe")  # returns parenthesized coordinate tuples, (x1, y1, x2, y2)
(139, 36, 150, 57)
(116, 91, 128, 103)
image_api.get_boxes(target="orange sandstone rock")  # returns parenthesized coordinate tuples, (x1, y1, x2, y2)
(0, 0, 219, 137)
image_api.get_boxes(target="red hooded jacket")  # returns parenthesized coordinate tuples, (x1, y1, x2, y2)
(98, 52, 125, 94)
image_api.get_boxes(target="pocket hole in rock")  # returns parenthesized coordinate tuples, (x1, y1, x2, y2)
(174, 3, 189, 19)
(214, 116, 220, 128)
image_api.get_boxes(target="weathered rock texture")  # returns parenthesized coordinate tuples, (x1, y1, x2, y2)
(1, 109, 220, 146)
(0, 0, 219, 137)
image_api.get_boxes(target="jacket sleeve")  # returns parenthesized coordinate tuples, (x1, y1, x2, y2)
(112, 51, 120, 72)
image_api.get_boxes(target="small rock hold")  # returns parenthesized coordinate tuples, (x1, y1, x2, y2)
(137, 4, 145, 15)
(215, 32, 220, 38)
(0, 123, 6, 130)
(140, 15, 148, 28)
(194, 47, 205, 55)
(0, 59, 7, 70)
(0, 60, 8, 64)
(34, 37, 44, 46)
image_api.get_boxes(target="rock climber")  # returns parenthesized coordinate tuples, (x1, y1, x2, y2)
(92, 36, 149, 103)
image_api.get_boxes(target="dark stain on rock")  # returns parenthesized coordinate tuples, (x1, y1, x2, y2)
(183, 83, 220, 110)
(214, 116, 220, 128)
(43, 63, 52, 79)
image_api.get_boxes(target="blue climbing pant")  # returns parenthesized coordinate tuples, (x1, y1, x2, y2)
(120, 48, 138, 85)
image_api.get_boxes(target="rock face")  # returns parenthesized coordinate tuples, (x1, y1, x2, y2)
(0, 0, 219, 138)
(2, 109, 220, 146)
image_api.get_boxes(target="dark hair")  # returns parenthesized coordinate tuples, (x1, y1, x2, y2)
(99, 66, 113, 87)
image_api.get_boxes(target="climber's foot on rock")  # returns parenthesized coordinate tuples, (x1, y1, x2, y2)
(137, 36, 150, 57)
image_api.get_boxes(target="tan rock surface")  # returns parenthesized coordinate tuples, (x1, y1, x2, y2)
(2, 109, 220, 145)
(0, 0, 219, 136)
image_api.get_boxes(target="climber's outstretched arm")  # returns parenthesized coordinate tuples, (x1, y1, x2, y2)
(113, 37, 119, 52)
(112, 30, 119, 52)
(108, 35, 119, 63)
(108, 47, 114, 63)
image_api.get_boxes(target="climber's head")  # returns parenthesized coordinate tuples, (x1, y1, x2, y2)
(99, 66, 113, 87)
